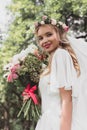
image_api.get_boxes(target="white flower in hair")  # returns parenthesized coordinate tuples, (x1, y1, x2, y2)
(51, 19, 57, 25)
(41, 21, 45, 24)
(58, 21, 63, 25)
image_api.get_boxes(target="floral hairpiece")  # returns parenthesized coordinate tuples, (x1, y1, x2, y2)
(34, 15, 69, 32)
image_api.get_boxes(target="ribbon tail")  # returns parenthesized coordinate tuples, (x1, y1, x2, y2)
(30, 93, 38, 104)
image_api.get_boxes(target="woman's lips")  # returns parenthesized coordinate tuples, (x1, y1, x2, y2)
(43, 43, 51, 49)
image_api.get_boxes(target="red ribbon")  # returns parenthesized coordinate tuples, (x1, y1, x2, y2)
(22, 84, 39, 104)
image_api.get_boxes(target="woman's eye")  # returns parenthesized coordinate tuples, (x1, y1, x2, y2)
(47, 33, 52, 37)
(38, 37, 43, 41)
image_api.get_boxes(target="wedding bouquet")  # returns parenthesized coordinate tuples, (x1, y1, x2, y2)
(3, 44, 47, 121)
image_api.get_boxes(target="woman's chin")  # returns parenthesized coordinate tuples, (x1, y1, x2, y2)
(44, 47, 57, 54)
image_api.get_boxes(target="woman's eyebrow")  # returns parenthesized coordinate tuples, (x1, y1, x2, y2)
(37, 35, 42, 38)
(45, 31, 52, 34)
(38, 32, 52, 37)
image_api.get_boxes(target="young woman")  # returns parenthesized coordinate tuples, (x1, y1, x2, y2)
(34, 16, 87, 130)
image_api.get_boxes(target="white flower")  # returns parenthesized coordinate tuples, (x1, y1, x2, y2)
(40, 21, 45, 24)
(18, 50, 27, 61)
(25, 44, 38, 54)
(4, 44, 38, 68)
(51, 19, 57, 25)
(3, 72, 9, 78)
(3, 63, 13, 70)
(42, 63, 47, 69)
(12, 54, 21, 64)
(58, 21, 63, 25)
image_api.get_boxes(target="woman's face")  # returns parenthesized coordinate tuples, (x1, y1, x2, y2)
(37, 24, 60, 54)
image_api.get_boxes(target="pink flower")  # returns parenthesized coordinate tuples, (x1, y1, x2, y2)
(7, 73, 18, 82)
(42, 15, 47, 20)
(11, 64, 20, 73)
(7, 72, 18, 82)
(63, 25, 69, 32)
(58, 22, 69, 32)
(12, 73, 18, 79)
(7, 74, 13, 82)
(62, 24, 69, 31)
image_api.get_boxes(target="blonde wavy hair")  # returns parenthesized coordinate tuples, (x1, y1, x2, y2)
(35, 24, 80, 77)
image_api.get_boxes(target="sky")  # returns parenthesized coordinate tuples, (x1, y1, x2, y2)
(0, 0, 12, 33)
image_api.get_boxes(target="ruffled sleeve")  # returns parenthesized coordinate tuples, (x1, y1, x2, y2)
(50, 48, 78, 97)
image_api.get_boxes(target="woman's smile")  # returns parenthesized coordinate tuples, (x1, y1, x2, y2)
(42, 42, 52, 49)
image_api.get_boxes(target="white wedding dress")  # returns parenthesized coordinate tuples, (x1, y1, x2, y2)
(35, 45, 87, 130)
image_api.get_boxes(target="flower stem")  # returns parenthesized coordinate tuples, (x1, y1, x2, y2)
(17, 101, 27, 117)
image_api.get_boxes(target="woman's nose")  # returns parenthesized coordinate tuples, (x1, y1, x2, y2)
(42, 37, 48, 43)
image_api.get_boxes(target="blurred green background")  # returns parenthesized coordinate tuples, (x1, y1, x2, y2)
(0, 0, 87, 130)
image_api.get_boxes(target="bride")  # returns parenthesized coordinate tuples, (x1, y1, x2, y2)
(34, 15, 87, 130)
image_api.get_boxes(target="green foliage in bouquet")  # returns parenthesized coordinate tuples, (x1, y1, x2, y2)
(19, 53, 42, 84)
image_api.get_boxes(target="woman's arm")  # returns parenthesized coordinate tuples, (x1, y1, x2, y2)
(59, 88, 72, 130)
